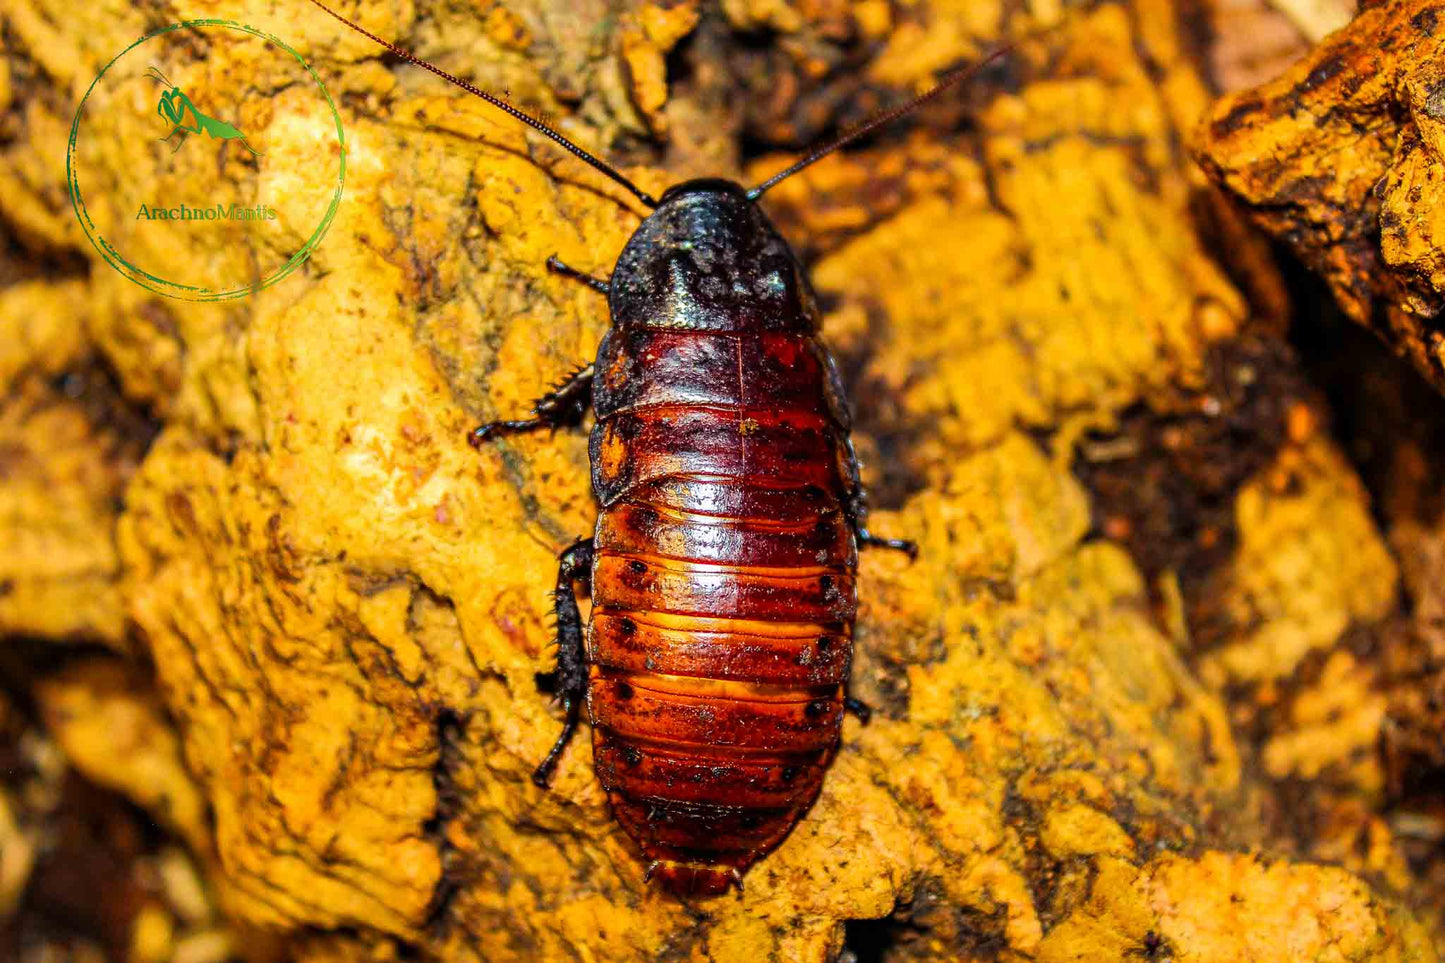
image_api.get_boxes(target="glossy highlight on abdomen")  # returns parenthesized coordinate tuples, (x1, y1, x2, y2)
(585, 328, 858, 897)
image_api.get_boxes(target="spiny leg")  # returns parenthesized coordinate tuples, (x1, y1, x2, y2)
(468, 363, 594, 447)
(840, 438, 906, 727)
(533, 537, 594, 788)
(854, 523, 917, 558)
(546, 254, 611, 295)
(467, 251, 605, 448)
(841, 437, 918, 560)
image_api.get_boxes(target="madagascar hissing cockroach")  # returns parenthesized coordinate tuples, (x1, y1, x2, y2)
(309, 0, 1015, 897)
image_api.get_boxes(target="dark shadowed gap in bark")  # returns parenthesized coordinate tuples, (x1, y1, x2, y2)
(0, 642, 175, 959)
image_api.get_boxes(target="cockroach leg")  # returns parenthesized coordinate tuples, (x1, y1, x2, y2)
(546, 254, 611, 295)
(840, 438, 918, 560)
(533, 537, 595, 789)
(843, 696, 872, 724)
(468, 363, 595, 448)
(855, 526, 918, 559)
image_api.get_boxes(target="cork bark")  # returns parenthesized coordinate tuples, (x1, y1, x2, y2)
(1197, 0, 1445, 395)
(1, 0, 1441, 960)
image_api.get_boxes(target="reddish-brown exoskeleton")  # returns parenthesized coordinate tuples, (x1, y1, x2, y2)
(309, 0, 1015, 897)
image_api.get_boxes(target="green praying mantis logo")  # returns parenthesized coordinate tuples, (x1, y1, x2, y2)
(69, 18, 345, 301)
(147, 65, 262, 156)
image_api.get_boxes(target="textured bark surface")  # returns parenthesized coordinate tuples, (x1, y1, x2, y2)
(1197, 1, 1445, 937)
(1, 0, 1443, 960)
(1197, 0, 1445, 394)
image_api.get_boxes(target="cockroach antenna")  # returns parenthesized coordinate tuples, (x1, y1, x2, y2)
(304, 0, 660, 210)
(745, 41, 1021, 201)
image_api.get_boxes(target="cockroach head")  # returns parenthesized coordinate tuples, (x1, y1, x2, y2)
(608, 179, 820, 334)
(656, 178, 748, 205)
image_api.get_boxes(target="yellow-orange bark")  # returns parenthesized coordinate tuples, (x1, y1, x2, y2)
(0, 0, 1438, 959)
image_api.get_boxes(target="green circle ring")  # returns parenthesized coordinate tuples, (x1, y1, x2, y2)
(67, 19, 346, 301)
